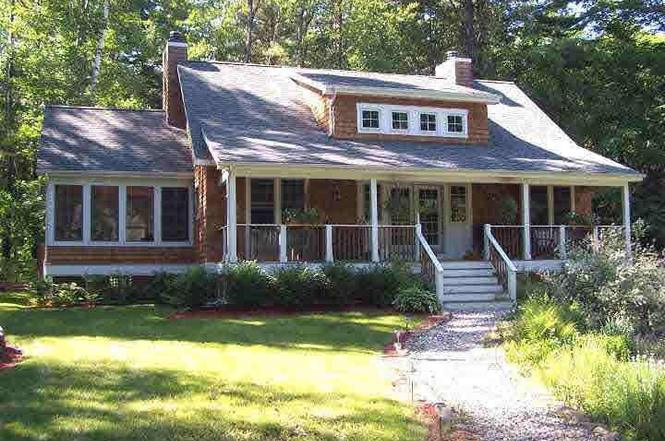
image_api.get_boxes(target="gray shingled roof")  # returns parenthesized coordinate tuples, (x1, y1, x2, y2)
(178, 62, 638, 177)
(38, 107, 192, 174)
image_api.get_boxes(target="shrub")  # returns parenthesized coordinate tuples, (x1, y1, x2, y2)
(85, 274, 135, 304)
(547, 227, 665, 336)
(31, 279, 99, 307)
(222, 261, 273, 308)
(392, 285, 440, 313)
(273, 265, 328, 307)
(322, 262, 357, 305)
(355, 263, 413, 307)
(160, 266, 218, 308)
(144, 272, 178, 303)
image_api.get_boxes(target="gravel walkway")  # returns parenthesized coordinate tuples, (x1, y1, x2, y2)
(398, 310, 610, 441)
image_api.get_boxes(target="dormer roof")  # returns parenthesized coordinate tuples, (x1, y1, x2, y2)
(290, 69, 500, 103)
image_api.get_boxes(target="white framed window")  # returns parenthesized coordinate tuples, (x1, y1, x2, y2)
(48, 180, 192, 247)
(449, 185, 468, 223)
(358, 107, 381, 132)
(391, 111, 409, 131)
(445, 113, 467, 137)
(356, 103, 469, 139)
(419, 112, 437, 133)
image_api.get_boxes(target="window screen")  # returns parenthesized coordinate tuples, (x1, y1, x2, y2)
(161, 187, 189, 241)
(54, 185, 83, 241)
(91, 186, 119, 242)
(126, 186, 154, 242)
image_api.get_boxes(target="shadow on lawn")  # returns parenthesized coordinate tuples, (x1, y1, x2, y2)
(0, 362, 424, 441)
(0, 303, 402, 353)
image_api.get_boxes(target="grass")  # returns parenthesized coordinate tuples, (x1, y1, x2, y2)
(0, 292, 426, 441)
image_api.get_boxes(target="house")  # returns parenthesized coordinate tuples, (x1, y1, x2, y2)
(37, 32, 642, 307)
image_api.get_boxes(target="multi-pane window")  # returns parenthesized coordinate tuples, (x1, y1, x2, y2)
(391, 111, 409, 130)
(126, 186, 154, 242)
(281, 179, 305, 211)
(447, 114, 464, 133)
(54, 185, 83, 241)
(450, 185, 467, 222)
(361, 110, 380, 129)
(420, 113, 437, 132)
(91, 186, 119, 241)
(161, 187, 189, 241)
(250, 179, 275, 224)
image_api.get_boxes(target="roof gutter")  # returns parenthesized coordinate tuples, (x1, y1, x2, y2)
(40, 170, 194, 179)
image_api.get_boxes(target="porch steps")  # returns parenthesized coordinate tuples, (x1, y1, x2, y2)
(439, 260, 511, 309)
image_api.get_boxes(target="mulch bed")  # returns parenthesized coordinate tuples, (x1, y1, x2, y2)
(383, 313, 451, 357)
(0, 345, 24, 371)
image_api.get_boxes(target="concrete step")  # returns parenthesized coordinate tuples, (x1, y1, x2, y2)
(440, 293, 498, 302)
(443, 276, 499, 285)
(443, 284, 503, 294)
(441, 261, 493, 270)
(443, 268, 495, 278)
(443, 300, 514, 311)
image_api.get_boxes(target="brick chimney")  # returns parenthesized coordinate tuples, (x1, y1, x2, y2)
(435, 51, 473, 88)
(163, 31, 188, 129)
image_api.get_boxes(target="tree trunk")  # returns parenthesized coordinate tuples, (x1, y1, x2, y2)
(90, 0, 110, 95)
(244, 0, 260, 63)
(2, 0, 16, 263)
(462, 0, 477, 66)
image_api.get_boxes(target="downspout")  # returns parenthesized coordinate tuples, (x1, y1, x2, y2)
(327, 90, 337, 137)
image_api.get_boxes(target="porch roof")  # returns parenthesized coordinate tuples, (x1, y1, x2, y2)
(179, 62, 639, 180)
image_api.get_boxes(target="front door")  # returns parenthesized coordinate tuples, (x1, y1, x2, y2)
(417, 187, 442, 252)
(444, 183, 473, 259)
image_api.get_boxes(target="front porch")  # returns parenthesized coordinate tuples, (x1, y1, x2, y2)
(218, 171, 632, 305)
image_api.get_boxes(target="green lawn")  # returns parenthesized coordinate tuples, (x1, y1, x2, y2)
(0, 293, 425, 440)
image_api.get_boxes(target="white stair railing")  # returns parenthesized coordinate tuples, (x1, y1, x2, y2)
(415, 224, 444, 302)
(484, 224, 517, 302)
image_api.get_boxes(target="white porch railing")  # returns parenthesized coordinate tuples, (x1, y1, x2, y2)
(486, 224, 626, 261)
(483, 224, 517, 302)
(222, 224, 419, 264)
(415, 224, 444, 301)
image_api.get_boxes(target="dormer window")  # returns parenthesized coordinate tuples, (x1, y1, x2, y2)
(420, 113, 437, 132)
(356, 103, 468, 139)
(391, 111, 409, 131)
(447, 114, 464, 134)
(361, 109, 380, 129)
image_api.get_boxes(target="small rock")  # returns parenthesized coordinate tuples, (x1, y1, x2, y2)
(593, 426, 620, 441)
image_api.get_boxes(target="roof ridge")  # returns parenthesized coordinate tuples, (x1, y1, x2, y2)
(183, 60, 287, 69)
(45, 105, 164, 112)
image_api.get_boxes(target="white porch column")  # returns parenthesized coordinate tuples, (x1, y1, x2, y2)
(521, 183, 532, 260)
(226, 169, 238, 263)
(370, 178, 380, 262)
(325, 225, 334, 263)
(622, 183, 632, 257)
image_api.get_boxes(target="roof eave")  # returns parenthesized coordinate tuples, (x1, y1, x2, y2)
(38, 169, 194, 179)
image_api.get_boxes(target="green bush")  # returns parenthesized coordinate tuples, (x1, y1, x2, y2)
(322, 262, 357, 305)
(355, 263, 413, 307)
(222, 261, 274, 308)
(85, 274, 135, 304)
(547, 227, 665, 336)
(538, 337, 665, 440)
(392, 285, 440, 313)
(273, 266, 328, 307)
(160, 266, 218, 308)
(31, 279, 99, 307)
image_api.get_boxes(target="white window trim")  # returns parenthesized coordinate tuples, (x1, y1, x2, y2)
(418, 111, 438, 136)
(448, 184, 470, 224)
(356, 103, 469, 139)
(47, 180, 193, 248)
(389, 110, 410, 134)
(357, 105, 382, 133)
